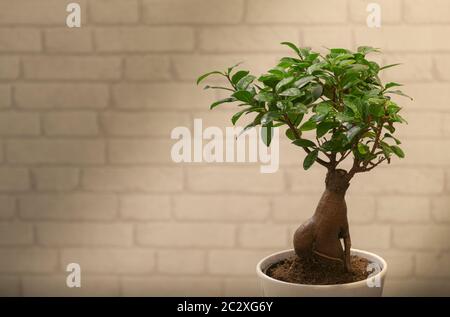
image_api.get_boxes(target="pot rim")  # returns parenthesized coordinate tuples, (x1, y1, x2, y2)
(256, 248, 387, 288)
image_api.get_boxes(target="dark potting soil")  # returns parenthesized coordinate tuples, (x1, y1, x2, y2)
(266, 254, 371, 285)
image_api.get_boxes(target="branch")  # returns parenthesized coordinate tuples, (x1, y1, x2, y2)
(283, 114, 331, 168)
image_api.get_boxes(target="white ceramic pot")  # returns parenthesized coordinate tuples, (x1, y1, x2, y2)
(256, 248, 387, 297)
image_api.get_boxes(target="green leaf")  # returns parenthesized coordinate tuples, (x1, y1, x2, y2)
(231, 110, 246, 125)
(261, 112, 281, 125)
(232, 90, 253, 103)
(357, 143, 369, 155)
(281, 42, 301, 56)
(285, 128, 297, 140)
(390, 145, 405, 158)
(303, 149, 318, 170)
(293, 76, 315, 89)
(254, 91, 274, 103)
(316, 122, 338, 138)
(210, 97, 234, 109)
(380, 63, 401, 71)
(261, 124, 273, 146)
(357, 46, 380, 55)
(315, 102, 332, 115)
(292, 138, 316, 148)
(345, 126, 362, 142)
(385, 82, 402, 90)
(231, 70, 249, 85)
(384, 133, 401, 145)
(236, 75, 256, 90)
(385, 90, 413, 100)
(299, 120, 316, 131)
(279, 87, 301, 97)
(227, 62, 243, 74)
(197, 71, 223, 85)
(275, 76, 294, 92)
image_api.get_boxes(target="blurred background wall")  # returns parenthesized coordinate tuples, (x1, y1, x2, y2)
(0, 0, 449, 296)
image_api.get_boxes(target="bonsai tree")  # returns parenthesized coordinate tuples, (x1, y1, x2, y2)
(197, 43, 409, 272)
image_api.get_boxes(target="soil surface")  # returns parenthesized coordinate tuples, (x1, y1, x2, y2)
(266, 254, 371, 285)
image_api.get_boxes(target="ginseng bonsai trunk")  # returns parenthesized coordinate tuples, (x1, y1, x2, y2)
(293, 168, 353, 271)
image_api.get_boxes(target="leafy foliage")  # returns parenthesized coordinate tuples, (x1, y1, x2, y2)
(197, 43, 409, 175)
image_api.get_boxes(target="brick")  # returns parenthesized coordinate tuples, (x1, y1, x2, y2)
(32, 167, 79, 191)
(0, 56, 19, 79)
(445, 114, 450, 136)
(246, 0, 347, 23)
(22, 275, 119, 296)
(384, 279, 450, 296)
(401, 140, 450, 166)
(137, 223, 235, 247)
(0, 223, 33, 245)
(7, 139, 105, 164)
(0, 28, 41, 52)
(404, 0, 450, 23)
(23, 56, 121, 80)
(286, 167, 327, 193)
(36, 223, 133, 247)
(95, 27, 194, 52)
(393, 225, 450, 250)
(187, 166, 285, 193)
(208, 250, 272, 275)
(351, 225, 391, 249)
(157, 250, 206, 274)
(174, 194, 270, 221)
(302, 27, 353, 49)
(113, 83, 215, 110)
(349, 168, 444, 194)
(108, 139, 172, 163)
(416, 253, 450, 278)
(395, 112, 441, 139)
(0, 196, 15, 219)
(431, 196, 450, 222)
(120, 195, 171, 220)
(61, 248, 155, 274)
(125, 56, 171, 80)
(101, 112, 190, 137)
(376, 251, 414, 278)
(89, 0, 139, 24)
(272, 194, 322, 223)
(0, 0, 86, 25)
(0, 85, 11, 108)
(0, 249, 57, 273)
(382, 54, 433, 82)
(0, 168, 29, 191)
(224, 277, 259, 296)
(354, 27, 450, 52)
(239, 224, 288, 248)
(199, 27, 298, 52)
(173, 54, 279, 81)
(349, 0, 402, 23)
(143, 0, 244, 24)
(434, 55, 450, 81)
(377, 196, 430, 223)
(0, 276, 20, 296)
(82, 167, 183, 192)
(15, 83, 109, 109)
(45, 28, 93, 52)
(399, 83, 450, 111)
(43, 111, 98, 136)
(0, 112, 40, 136)
(20, 194, 117, 220)
(122, 276, 221, 296)
(347, 195, 377, 224)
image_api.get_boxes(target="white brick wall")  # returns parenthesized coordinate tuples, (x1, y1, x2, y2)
(0, 0, 449, 297)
